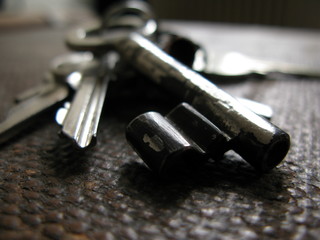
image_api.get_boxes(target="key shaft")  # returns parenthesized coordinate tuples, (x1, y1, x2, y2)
(55, 54, 117, 149)
(57, 73, 108, 149)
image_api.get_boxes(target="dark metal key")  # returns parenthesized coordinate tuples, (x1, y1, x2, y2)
(116, 33, 290, 172)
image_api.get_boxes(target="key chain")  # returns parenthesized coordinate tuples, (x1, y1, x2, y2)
(66, 0, 290, 172)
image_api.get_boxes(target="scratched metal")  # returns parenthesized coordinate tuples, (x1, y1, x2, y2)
(115, 33, 289, 172)
(0, 24, 320, 240)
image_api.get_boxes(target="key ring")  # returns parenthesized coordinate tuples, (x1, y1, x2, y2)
(66, 0, 158, 53)
(102, 0, 157, 37)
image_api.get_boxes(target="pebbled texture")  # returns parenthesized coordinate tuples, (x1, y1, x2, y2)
(1, 23, 320, 240)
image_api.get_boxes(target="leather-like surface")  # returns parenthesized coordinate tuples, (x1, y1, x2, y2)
(0, 24, 320, 239)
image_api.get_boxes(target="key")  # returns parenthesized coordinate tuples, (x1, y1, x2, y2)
(0, 73, 69, 145)
(55, 52, 118, 149)
(127, 101, 271, 175)
(0, 52, 94, 146)
(116, 34, 290, 172)
(58, 0, 157, 149)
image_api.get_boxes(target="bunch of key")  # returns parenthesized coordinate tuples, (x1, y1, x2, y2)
(0, 0, 290, 175)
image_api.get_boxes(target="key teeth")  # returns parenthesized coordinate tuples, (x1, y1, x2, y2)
(126, 111, 208, 176)
(166, 102, 229, 157)
(126, 103, 230, 176)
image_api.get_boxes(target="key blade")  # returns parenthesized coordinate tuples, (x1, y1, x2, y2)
(14, 73, 55, 103)
(0, 76, 69, 145)
(58, 74, 109, 149)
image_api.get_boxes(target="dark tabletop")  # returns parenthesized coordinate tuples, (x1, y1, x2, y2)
(0, 21, 320, 240)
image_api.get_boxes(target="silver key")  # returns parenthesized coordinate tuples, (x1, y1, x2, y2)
(0, 73, 69, 145)
(0, 53, 94, 145)
(55, 52, 118, 149)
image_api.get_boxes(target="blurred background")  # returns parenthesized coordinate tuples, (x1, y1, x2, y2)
(0, 0, 320, 29)
(150, 0, 320, 29)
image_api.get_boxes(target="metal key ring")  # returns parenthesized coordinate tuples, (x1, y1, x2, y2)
(102, 0, 157, 37)
(66, 0, 157, 53)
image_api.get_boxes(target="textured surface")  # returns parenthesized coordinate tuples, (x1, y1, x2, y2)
(1, 22, 320, 240)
